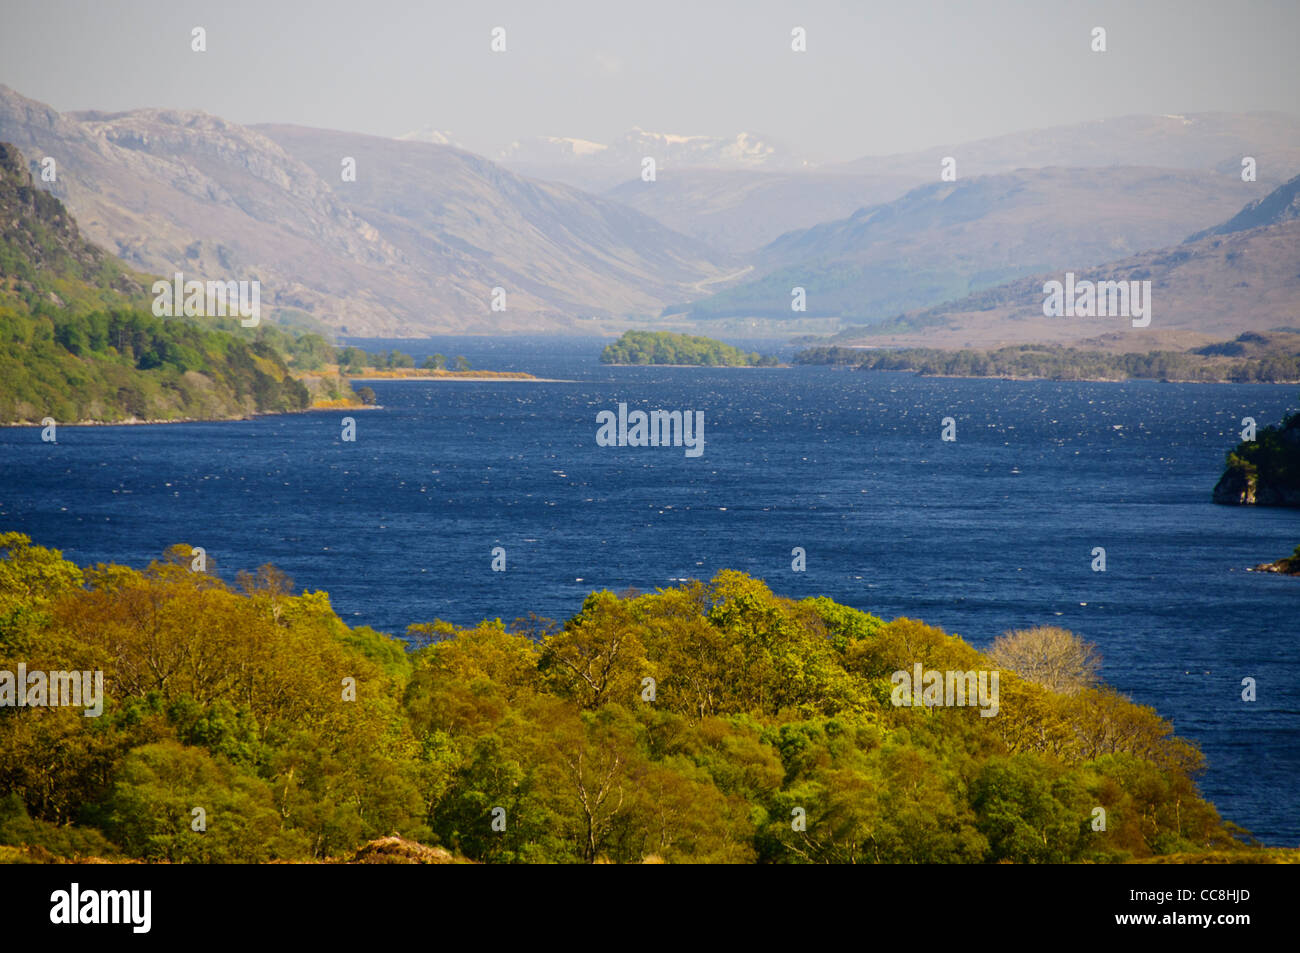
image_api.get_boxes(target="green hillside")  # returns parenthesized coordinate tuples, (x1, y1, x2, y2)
(0, 142, 310, 423)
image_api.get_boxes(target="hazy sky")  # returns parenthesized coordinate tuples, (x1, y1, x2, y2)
(2, 0, 1297, 160)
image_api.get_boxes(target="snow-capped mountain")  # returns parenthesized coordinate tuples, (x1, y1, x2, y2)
(396, 125, 462, 148)
(498, 128, 811, 189)
(500, 135, 609, 159)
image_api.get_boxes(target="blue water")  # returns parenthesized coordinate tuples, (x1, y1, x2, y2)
(2, 335, 1298, 844)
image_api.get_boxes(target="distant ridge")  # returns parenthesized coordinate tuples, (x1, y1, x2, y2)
(819, 174, 1300, 349)
(1187, 173, 1300, 241)
(677, 166, 1274, 323)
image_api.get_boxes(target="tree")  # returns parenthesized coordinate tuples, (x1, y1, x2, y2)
(971, 755, 1090, 862)
(987, 626, 1101, 696)
(100, 741, 293, 862)
(539, 592, 649, 709)
(453, 355, 471, 372)
(337, 347, 367, 371)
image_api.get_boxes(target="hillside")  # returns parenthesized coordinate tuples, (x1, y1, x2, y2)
(1187, 173, 1300, 241)
(821, 174, 1300, 350)
(0, 85, 732, 335)
(0, 142, 148, 311)
(0, 86, 411, 333)
(256, 124, 733, 328)
(0, 143, 311, 424)
(678, 167, 1272, 323)
(605, 168, 924, 252)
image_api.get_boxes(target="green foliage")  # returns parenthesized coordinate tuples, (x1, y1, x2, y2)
(99, 741, 297, 863)
(0, 537, 1261, 863)
(0, 142, 321, 422)
(1221, 410, 1300, 493)
(795, 342, 1300, 383)
(970, 755, 1091, 863)
(0, 792, 120, 860)
(338, 346, 368, 372)
(601, 330, 777, 367)
(0, 305, 311, 422)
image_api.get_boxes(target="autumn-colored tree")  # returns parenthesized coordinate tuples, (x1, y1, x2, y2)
(988, 626, 1101, 696)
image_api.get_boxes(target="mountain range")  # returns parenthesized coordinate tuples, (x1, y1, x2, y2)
(2, 81, 1297, 344)
(0, 85, 732, 334)
(575, 112, 1300, 253)
(678, 167, 1275, 322)
(257, 123, 734, 328)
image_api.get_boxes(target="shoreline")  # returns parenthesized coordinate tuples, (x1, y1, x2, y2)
(0, 404, 378, 428)
(348, 375, 575, 383)
(601, 363, 784, 369)
(908, 374, 1300, 384)
(838, 368, 1300, 384)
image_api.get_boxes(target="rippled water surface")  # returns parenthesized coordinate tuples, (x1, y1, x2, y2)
(2, 336, 1297, 843)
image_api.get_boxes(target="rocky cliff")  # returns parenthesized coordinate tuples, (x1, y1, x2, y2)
(1213, 411, 1300, 505)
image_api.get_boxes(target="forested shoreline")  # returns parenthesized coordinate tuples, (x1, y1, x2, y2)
(1, 533, 1289, 864)
(794, 336, 1300, 383)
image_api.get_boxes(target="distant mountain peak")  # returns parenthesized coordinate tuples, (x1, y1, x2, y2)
(501, 135, 608, 158)
(499, 128, 809, 173)
(395, 125, 461, 148)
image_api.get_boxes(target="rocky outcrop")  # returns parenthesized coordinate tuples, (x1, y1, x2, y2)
(1213, 467, 1256, 504)
(1249, 546, 1300, 575)
(1214, 412, 1300, 506)
(1210, 466, 1300, 505)
(0, 142, 145, 302)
